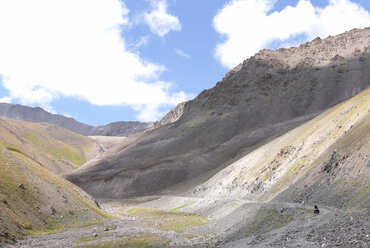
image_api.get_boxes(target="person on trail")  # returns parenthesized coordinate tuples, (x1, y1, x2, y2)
(314, 205, 320, 215)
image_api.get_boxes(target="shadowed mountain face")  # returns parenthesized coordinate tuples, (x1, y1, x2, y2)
(66, 28, 370, 199)
(0, 103, 151, 137)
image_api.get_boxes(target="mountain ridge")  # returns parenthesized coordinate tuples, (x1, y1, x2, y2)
(0, 103, 151, 137)
(67, 27, 370, 199)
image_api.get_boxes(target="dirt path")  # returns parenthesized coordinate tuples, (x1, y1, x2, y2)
(5, 195, 359, 248)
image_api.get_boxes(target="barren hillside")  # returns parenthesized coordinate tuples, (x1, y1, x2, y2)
(195, 87, 370, 209)
(67, 28, 370, 199)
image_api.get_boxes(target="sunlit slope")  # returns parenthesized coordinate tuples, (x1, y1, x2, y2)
(66, 28, 370, 198)
(195, 87, 370, 210)
(0, 141, 108, 244)
(0, 118, 98, 174)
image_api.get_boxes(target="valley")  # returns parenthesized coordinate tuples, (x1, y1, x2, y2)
(0, 28, 369, 247)
(5, 196, 369, 248)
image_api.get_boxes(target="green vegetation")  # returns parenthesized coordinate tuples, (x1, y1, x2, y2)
(76, 234, 168, 248)
(0, 119, 107, 244)
(22, 133, 41, 145)
(3, 143, 25, 154)
(10, 150, 116, 220)
(169, 204, 188, 212)
(29, 217, 103, 237)
(0, 147, 115, 243)
(28, 227, 65, 236)
(22, 131, 87, 167)
(128, 207, 207, 233)
(46, 145, 85, 167)
(0, 152, 53, 243)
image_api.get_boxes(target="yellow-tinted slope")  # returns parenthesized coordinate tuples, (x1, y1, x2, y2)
(0, 118, 98, 174)
(0, 118, 107, 244)
(196, 87, 370, 210)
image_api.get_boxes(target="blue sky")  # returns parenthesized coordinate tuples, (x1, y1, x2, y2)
(0, 0, 369, 125)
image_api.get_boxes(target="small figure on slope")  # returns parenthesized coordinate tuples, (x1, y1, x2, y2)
(314, 205, 320, 215)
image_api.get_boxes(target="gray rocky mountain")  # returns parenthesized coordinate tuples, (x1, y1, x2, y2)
(153, 102, 186, 129)
(0, 103, 151, 137)
(67, 28, 370, 199)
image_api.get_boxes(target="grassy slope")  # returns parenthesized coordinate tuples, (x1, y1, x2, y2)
(0, 118, 97, 174)
(0, 118, 108, 244)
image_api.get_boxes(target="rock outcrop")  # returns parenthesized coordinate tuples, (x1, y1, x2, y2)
(153, 102, 186, 129)
(66, 28, 370, 199)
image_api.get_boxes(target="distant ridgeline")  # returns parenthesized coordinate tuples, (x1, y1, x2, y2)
(0, 103, 151, 137)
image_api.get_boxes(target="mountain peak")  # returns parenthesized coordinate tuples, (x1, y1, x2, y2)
(67, 28, 370, 199)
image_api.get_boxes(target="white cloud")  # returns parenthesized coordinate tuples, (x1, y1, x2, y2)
(0, 97, 11, 103)
(0, 0, 191, 122)
(214, 0, 370, 68)
(136, 36, 150, 48)
(144, 0, 181, 37)
(128, 36, 150, 51)
(175, 48, 191, 59)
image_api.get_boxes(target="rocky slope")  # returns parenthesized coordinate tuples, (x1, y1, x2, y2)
(194, 87, 370, 209)
(153, 102, 186, 129)
(67, 28, 370, 199)
(0, 103, 151, 137)
(0, 118, 110, 244)
(190, 86, 370, 248)
(89, 121, 151, 137)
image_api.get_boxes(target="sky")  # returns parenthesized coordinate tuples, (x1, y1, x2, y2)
(0, 0, 369, 125)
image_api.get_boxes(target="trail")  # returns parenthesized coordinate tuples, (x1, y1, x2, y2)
(4, 195, 356, 248)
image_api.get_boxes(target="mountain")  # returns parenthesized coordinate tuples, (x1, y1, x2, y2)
(153, 102, 186, 129)
(192, 86, 370, 248)
(66, 28, 370, 199)
(108, 88, 369, 248)
(0, 103, 151, 137)
(0, 118, 108, 244)
(195, 87, 370, 209)
(0, 118, 99, 174)
(88, 121, 151, 137)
